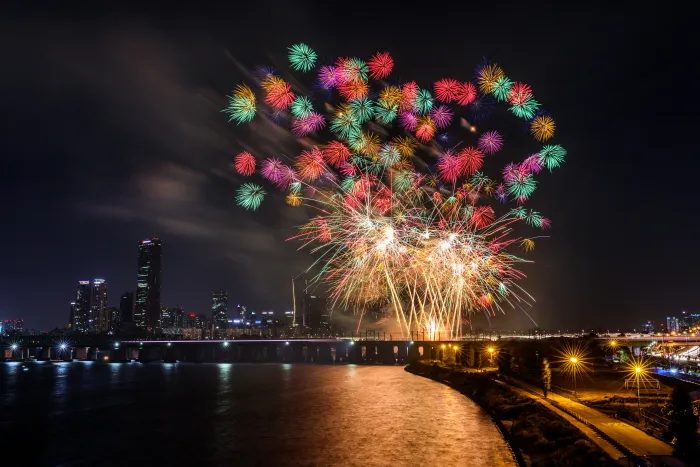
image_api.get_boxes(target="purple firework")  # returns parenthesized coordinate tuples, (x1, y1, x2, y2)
(260, 157, 285, 183)
(502, 162, 521, 182)
(274, 165, 297, 190)
(478, 130, 503, 154)
(318, 65, 339, 89)
(398, 111, 418, 131)
(495, 184, 508, 203)
(292, 112, 326, 137)
(430, 105, 454, 129)
(520, 154, 543, 174)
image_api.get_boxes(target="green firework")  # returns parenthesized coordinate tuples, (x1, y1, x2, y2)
(413, 89, 433, 115)
(375, 99, 398, 124)
(491, 76, 513, 102)
(235, 183, 266, 210)
(506, 174, 537, 198)
(509, 98, 540, 119)
(290, 96, 313, 118)
(349, 98, 375, 124)
(288, 43, 317, 72)
(538, 144, 567, 171)
(378, 144, 401, 167)
(330, 111, 361, 140)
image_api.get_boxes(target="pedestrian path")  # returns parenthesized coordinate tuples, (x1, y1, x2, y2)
(511, 379, 673, 457)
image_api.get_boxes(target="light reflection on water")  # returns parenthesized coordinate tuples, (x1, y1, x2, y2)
(1, 362, 515, 467)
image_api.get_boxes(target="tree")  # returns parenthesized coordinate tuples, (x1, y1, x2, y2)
(540, 357, 551, 399)
(668, 387, 699, 460)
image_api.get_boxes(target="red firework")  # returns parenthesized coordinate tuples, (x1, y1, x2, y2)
(457, 147, 484, 176)
(367, 52, 394, 80)
(400, 81, 419, 111)
(234, 151, 256, 176)
(264, 80, 295, 110)
(507, 82, 533, 106)
(291, 112, 326, 137)
(470, 206, 495, 229)
(437, 150, 461, 184)
(454, 81, 477, 106)
(414, 116, 435, 143)
(295, 147, 327, 181)
(322, 141, 351, 166)
(433, 78, 460, 102)
(338, 79, 369, 101)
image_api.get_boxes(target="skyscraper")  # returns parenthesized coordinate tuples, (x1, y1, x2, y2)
(292, 275, 308, 327)
(306, 295, 331, 336)
(135, 238, 162, 329)
(119, 291, 135, 323)
(74, 280, 91, 333)
(667, 316, 679, 333)
(212, 290, 229, 329)
(91, 279, 109, 332)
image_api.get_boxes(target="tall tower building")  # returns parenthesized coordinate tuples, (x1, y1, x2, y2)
(119, 291, 135, 323)
(74, 280, 91, 333)
(91, 279, 109, 332)
(134, 237, 162, 329)
(212, 290, 229, 330)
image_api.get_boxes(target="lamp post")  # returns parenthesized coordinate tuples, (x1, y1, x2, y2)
(570, 356, 579, 397)
(488, 346, 495, 367)
(609, 340, 617, 363)
(635, 366, 643, 421)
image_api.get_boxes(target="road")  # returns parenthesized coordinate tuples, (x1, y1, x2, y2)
(511, 379, 674, 458)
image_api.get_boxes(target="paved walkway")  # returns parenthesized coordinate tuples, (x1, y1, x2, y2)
(498, 380, 626, 461)
(511, 379, 674, 457)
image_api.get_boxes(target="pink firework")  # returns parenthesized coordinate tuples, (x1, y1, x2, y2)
(470, 206, 495, 229)
(437, 150, 461, 184)
(502, 162, 522, 182)
(260, 157, 285, 184)
(457, 147, 484, 176)
(477, 130, 504, 154)
(335, 57, 364, 84)
(295, 147, 327, 181)
(430, 105, 454, 129)
(398, 111, 418, 131)
(291, 112, 326, 137)
(234, 151, 256, 176)
(539, 218, 552, 230)
(367, 52, 394, 79)
(264, 81, 295, 110)
(507, 82, 533, 106)
(275, 165, 297, 190)
(400, 81, 419, 111)
(336, 160, 357, 176)
(322, 141, 351, 166)
(520, 154, 543, 174)
(455, 81, 477, 106)
(433, 78, 460, 102)
(414, 117, 435, 143)
(351, 176, 371, 197)
(317, 65, 339, 89)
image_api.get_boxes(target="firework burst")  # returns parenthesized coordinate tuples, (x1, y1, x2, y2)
(224, 44, 566, 338)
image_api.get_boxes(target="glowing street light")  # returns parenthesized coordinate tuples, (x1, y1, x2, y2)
(11, 344, 18, 351)
(569, 357, 579, 396)
(222, 341, 229, 348)
(487, 346, 495, 366)
(59, 344, 67, 351)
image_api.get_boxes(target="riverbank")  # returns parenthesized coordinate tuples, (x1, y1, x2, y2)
(405, 361, 619, 467)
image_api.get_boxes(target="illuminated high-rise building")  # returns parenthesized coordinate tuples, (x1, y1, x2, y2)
(667, 316, 679, 333)
(212, 290, 228, 329)
(134, 237, 162, 329)
(119, 291, 135, 323)
(169, 307, 184, 329)
(74, 280, 91, 333)
(91, 279, 109, 332)
(306, 295, 331, 336)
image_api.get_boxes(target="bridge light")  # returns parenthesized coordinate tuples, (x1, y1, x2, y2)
(59, 344, 67, 350)
(11, 344, 18, 350)
(167, 342, 172, 347)
(409, 341, 414, 345)
(349, 341, 355, 346)
(222, 341, 229, 347)
(285, 341, 290, 346)
(114, 343, 120, 349)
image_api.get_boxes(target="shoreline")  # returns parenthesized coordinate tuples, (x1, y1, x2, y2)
(405, 361, 619, 467)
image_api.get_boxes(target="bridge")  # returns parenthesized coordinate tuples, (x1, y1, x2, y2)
(0, 337, 482, 365)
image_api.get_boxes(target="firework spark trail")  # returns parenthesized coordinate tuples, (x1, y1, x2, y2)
(223, 44, 566, 338)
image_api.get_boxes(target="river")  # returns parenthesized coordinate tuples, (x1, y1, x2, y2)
(0, 362, 516, 466)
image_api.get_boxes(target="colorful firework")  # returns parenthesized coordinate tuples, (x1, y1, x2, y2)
(224, 44, 566, 338)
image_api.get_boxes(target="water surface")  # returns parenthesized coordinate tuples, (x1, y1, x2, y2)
(1, 362, 515, 466)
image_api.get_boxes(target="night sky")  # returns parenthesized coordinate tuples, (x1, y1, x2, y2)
(1, 4, 694, 331)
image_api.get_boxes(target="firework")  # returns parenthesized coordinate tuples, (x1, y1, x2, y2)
(224, 44, 566, 338)
(530, 115, 556, 141)
(234, 151, 256, 176)
(367, 52, 394, 79)
(288, 43, 317, 72)
(478, 130, 503, 154)
(235, 183, 266, 210)
(223, 84, 256, 124)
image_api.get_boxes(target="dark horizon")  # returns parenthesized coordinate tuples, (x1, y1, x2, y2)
(1, 3, 696, 331)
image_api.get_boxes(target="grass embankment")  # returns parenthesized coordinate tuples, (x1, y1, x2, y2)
(406, 361, 618, 467)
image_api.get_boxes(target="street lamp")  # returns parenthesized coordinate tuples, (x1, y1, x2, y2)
(609, 340, 617, 362)
(487, 346, 495, 366)
(11, 344, 18, 351)
(635, 366, 643, 420)
(569, 356, 579, 396)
